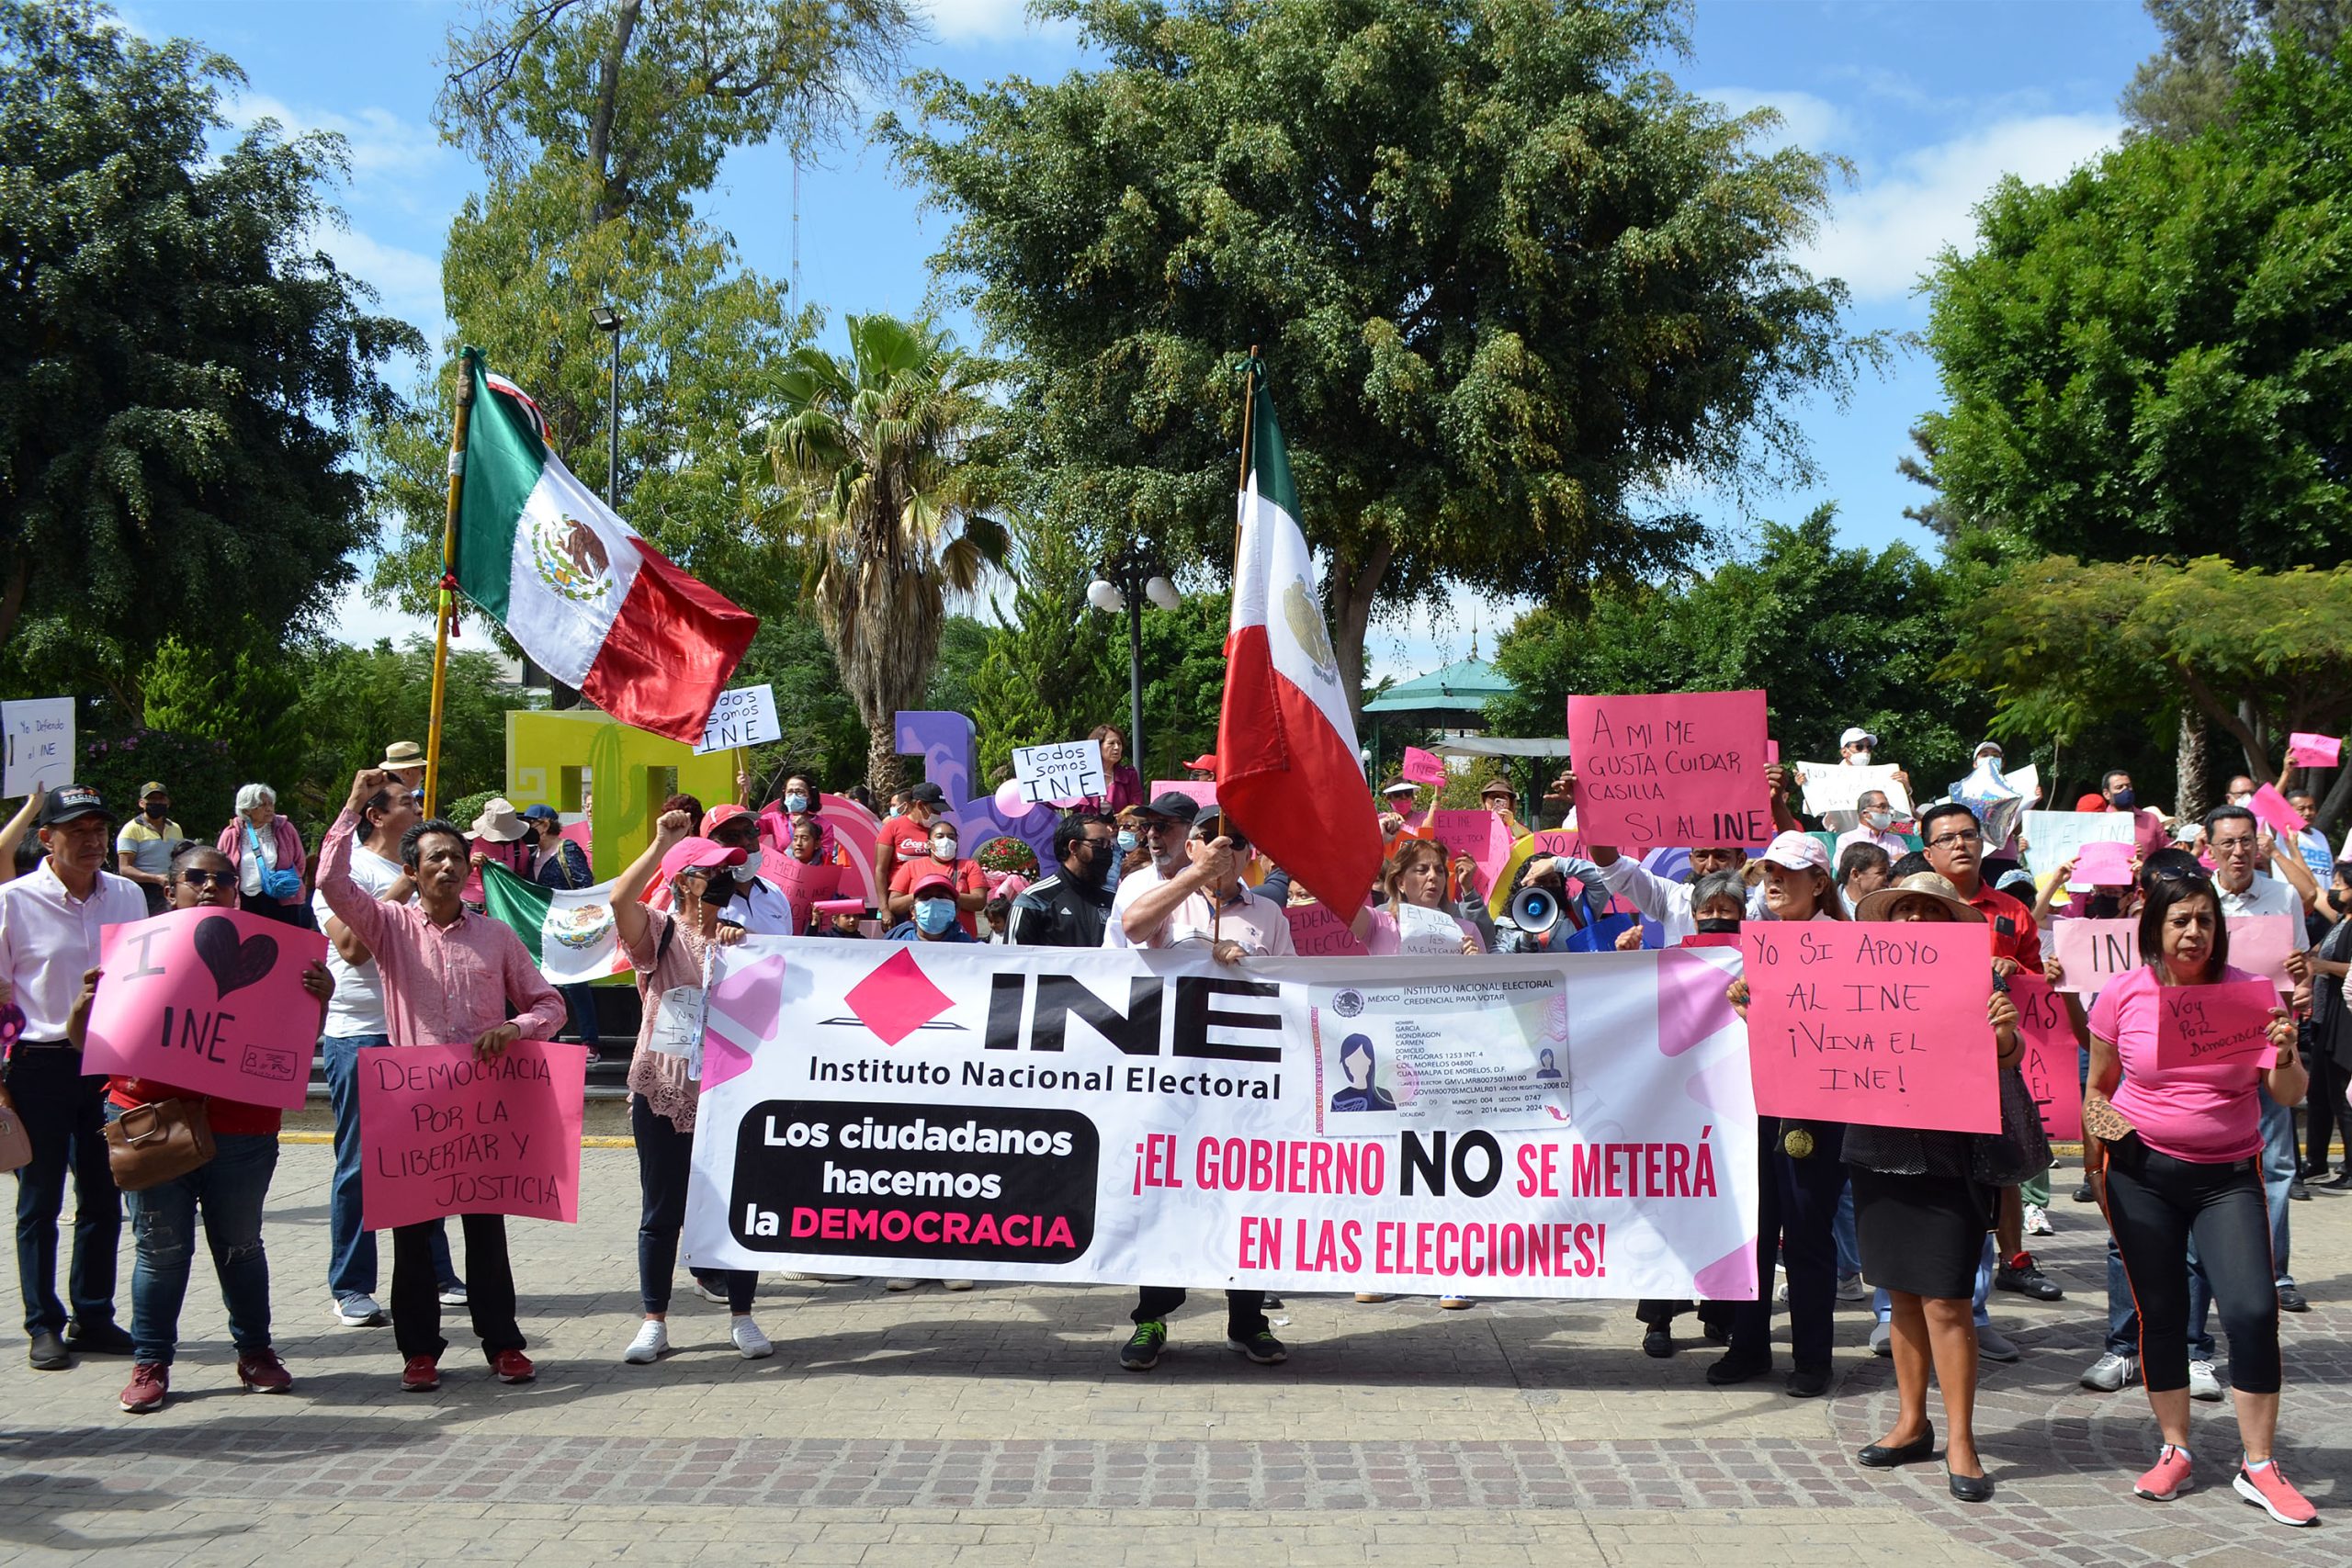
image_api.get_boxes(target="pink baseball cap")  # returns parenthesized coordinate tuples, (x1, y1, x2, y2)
(1759, 831, 1830, 874)
(702, 802, 754, 833)
(659, 836, 746, 881)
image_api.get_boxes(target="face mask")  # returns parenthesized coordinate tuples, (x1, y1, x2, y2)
(1863, 810, 1893, 831)
(145, 801, 169, 819)
(1696, 918, 1741, 935)
(915, 898, 956, 934)
(1849, 750, 1871, 766)
(2109, 787, 2136, 810)
(784, 793, 809, 814)
(1116, 829, 1137, 853)
(931, 837, 957, 862)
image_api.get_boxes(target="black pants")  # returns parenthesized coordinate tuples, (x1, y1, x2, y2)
(1132, 1287, 1267, 1338)
(2302, 1022, 2345, 1172)
(632, 1097, 752, 1314)
(392, 1213, 523, 1363)
(5, 1047, 119, 1337)
(1728, 1118, 1844, 1372)
(2105, 1134, 2278, 1394)
(1635, 1299, 1734, 1333)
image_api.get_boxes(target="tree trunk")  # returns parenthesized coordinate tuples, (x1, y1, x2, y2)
(2312, 761, 2352, 840)
(1324, 539, 1395, 739)
(866, 720, 905, 800)
(585, 0, 641, 224)
(2175, 706, 2209, 823)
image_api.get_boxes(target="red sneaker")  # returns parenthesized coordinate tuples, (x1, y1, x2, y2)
(401, 1355, 439, 1393)
(2235, 1461, 2318, 1527)
(119, 1362, 169, 1415)
(236, 1350, 293, 1393)
(2134, 1445, 2193, 1501)
(492, 1349, 535, 1384)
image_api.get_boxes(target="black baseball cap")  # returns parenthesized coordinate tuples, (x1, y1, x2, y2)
(1136, 791, 1204, 827)
(38, 784, 109, 827)
(904, 782, 948, 807)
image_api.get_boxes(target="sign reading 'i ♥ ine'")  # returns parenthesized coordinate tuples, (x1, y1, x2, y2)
(79, 908, 329, 1111)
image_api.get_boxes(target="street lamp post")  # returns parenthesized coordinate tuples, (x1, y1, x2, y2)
(1087, 544, 1181, 776)
(589, 305, 624, 509)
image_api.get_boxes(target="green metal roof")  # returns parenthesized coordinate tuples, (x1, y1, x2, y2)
(1361, 657, 1514, 715)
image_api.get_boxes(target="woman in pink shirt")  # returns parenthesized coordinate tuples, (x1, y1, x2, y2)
(2086, 874, 2312, 1525)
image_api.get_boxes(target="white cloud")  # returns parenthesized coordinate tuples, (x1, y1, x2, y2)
(308, 224, 445, 336)
(920, 0, 1051, 41)
(230, 93, 447, 181)
(1706, 87, 1851, 155)
(325, 574, 436, 651)
(1807, 112, 2119, 304)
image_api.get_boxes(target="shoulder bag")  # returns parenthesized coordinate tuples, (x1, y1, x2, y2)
(106, 1098, 216, 1191)
(246, 821, 303, 901)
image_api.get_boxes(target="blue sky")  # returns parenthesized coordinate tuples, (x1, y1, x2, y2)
(130, 0, 2158, 682)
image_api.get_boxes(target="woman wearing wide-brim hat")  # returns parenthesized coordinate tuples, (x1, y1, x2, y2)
(467, 797, 533, 898)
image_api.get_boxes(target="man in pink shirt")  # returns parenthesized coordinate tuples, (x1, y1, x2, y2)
(319, 769, 566, 1394)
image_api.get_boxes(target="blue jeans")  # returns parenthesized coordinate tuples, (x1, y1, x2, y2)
(2258, 1084, 2294, 1287)
(559, 984, 601, 1051)
(5, 1047, 119, 1337)
(2106, 1230, 2214, 1359)
(108, 1116, 277, 1366)
(322, 1032, 454, 1303)
(1834, 1183, 1860, 1279)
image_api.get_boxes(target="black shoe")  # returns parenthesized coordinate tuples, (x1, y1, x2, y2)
(1260, 1294, 1284, 1310)
(1785, 1366, 1832, 1398)
(1947, 1467, 1996, 1503)
(1642, 1327, 1674, 1359)
(1704, 1349, 1771, 1386)
(1118, 1321, 1165, 1371)
(2319, 1169, 2352, 1190)
(2278, 1283, 2310, 1314)
(64, 1320, 135, 1356)
(1994, 1255, 2064, 1301)
(2071, 1181, 2096, 1203)
(1857, 1426, 1935, 1469)
(1702, 1318, 1732, 1346)
(27, 1330, 71, 1371)
(1227, 1329, 1288, 1365)
(2289, 1179, 2312, 1201)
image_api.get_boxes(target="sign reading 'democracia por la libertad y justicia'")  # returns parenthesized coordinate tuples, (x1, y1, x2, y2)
(1566, 691, 1773, 851)
(357, 1042, 588, 1230)
(683, 941, 1763, 1301)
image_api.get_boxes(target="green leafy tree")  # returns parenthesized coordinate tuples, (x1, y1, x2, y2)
(966, 513, 1118, 776)
(733, 606, 873, 799)
(887, 0, 1867, 725)
(1487, 508, 1993, 788)
(2122, 0, 2347, 140)
(759, 314, 1010, 793)
(0, 1, 422, 710)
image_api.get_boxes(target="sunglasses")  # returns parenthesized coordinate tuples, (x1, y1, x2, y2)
(178, 870, 234, 889)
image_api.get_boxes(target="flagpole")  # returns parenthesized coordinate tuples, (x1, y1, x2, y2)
(424, 350, 476, 819)
(1216, 346, 1261, 947)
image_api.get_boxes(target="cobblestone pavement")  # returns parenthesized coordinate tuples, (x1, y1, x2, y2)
(2, 1143, 2345, 1564)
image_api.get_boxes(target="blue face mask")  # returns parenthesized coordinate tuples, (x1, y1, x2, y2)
(784, 793, 809, 814)
(915, 898, 956, 934)
(1116, 829, 1137, 853)
(2110, 787, 2135, 810)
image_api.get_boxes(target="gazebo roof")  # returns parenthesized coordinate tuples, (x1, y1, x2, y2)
(1361, 657, 1513, 716)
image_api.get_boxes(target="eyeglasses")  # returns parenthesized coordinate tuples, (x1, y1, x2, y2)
(1926, 830, 1983, 850)
(2210, 837, 2257, 855)
(178, 870, 234, 889)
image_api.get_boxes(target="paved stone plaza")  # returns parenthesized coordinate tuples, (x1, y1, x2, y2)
(3, 1140, 2346, 1565)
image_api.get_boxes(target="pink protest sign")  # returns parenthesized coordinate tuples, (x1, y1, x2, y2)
(761, 852, 843, 932)
(1401, 747, 1446, 786)
(2068, 839, 2136, 891)
(2226, 914, 2298, 994)
(2248, 784, 2306, 840)
(1430, 809, 1510, 894)
(2289, 732, 2342, 768)
(357, 1041, 587, 1230)
(1149, 780, 1217, 811)
(2008, 974, 2082, 1143)
(2051, 919, 2139, 996)
(1284, 901, 1367, 957)
(2154, 979, 2279, 1070)
(81, 908, 328, 1110)
(1741, 921, 1999, 1133)
(1567, 690, 1772, 851)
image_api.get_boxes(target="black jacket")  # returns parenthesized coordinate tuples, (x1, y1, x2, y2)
(1006, 869, 1113, 948)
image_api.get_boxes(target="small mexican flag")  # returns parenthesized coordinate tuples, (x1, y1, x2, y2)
(480, 861, 632, 985)
(455, 348, 758, 743)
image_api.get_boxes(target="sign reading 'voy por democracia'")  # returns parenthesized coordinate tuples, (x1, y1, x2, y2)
(683, 941, 1763, 1302)
(1566, 691, 1773, 850)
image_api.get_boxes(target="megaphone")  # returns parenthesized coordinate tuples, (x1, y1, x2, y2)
(1510, 885, 1560, 936)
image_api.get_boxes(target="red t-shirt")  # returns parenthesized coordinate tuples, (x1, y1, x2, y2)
(108, 1077, 281, 1138)
(1962, 882, 2043, 968)
(876, 815, 935, 871)
(890, 855, 988, 937)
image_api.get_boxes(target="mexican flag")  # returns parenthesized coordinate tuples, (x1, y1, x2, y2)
(1216, 375, 1384, 922)
(480, 861, 632, 985)
(455, 348, 758, 744)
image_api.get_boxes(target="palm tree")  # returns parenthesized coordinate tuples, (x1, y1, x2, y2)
(762, 314, 1008, 795)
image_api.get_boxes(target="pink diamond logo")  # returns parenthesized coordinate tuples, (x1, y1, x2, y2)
(843, 947, 953, 1045)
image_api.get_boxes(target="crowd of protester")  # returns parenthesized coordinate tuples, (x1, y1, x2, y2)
(2, 720, 2345, 1529)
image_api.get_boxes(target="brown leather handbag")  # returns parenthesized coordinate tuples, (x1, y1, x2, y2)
(0, 1082, 30, 1174)
(105, 1099, 215, 1191)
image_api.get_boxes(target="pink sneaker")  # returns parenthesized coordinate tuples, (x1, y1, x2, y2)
(2133, 1445, 2194, 1501)
(2234, 1461, 2318, 1526)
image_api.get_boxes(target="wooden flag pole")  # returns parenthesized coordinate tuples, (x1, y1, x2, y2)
(424, 350, 477, 818)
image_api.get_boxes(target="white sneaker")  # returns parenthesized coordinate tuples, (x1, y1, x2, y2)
(729, 1317, 774, 1359)
(1869, 1321, 1892, 1357)
(624, 1320, 670, 1364)
(332, 1293, 387, 1327)
(437, 1282, 469, 1306)
(2080, 1351, 2138, 1392)
(885, 1278, 921, 1292)
(692, 1280, 729, 1305)
(2024, 1203, 2054, 1236)
(2188, 1359, 2223, 1401)
(944, 1279, 976, 1292)
(1836, 1273, 1868, 1302)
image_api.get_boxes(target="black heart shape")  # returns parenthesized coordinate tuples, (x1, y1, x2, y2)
(192, 915, 278, 1000)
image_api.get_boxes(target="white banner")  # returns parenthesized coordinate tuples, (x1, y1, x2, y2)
(694, 684, 780, 755)
(2020, 809, 2134, 880)
(1012, 739, 1106, 807)
(684, 940, 1760, 1301)
(1794, 761, 1911, 819)
(3, 697, 73, 799)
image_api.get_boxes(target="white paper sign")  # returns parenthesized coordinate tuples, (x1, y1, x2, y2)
(2021, 810, 2134, 881)
(1012, 739, 1106, 807)
(1795, 761, 1911, 819)
(1396, 901, 1466, 954)
(694, 685, 780, 756)
(3, 698, 74, 799)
